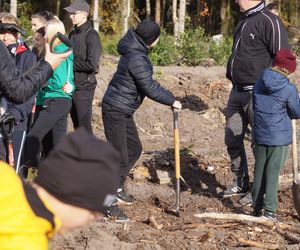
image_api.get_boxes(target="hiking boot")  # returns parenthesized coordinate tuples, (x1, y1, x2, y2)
(222, 181, 248, 198)
(238, 192, 253, 206)
(105, 204, 129, 222)
(262, 211, 278, 222)
(116, 189, 135, 205)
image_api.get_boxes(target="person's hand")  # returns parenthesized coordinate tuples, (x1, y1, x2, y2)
(62, 81, 74, 94)
(172, 100, 182, 111)
(0, 111, 15, 125)
(44, 43, 72, 70)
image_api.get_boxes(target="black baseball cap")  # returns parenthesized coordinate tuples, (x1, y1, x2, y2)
(64, 0, 90, 13)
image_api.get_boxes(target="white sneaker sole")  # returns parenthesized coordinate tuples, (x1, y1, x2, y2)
(222, 192, 247, 198)
(116, 197, 134, 205)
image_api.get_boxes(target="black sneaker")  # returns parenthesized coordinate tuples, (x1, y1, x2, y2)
(238, 192, 253, 206)
(252, 208, 263, 217)
(222, 183, 248, 198)
(105, 204, 129, 222)
(117, 189, 135, 205)
(262, 211, 278, 222)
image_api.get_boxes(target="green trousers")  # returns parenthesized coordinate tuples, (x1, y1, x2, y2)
(252, 144, 288, 213)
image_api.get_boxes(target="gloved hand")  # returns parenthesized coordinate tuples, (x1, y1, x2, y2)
(0, 112, 15, 137)
(172, 100, 182, 111)
(62, 81, 74, 94)
(0, 111, 15, 125)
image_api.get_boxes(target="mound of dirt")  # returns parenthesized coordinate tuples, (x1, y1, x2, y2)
(53, 57, 300, 249)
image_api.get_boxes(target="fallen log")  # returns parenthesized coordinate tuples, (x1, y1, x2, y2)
(165, 222, 238, 231)
(276, 228, 300, 244)
(238, 238, 279, 249)
(194, 212, 300, 234)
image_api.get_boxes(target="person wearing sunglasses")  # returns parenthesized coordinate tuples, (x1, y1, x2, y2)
(64, 0, 102, 134)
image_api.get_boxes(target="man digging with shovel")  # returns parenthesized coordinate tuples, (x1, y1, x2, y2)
(102, 20, 182, 222)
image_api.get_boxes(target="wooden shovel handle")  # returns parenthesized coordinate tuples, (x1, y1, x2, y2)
(292, 120, 299, 183)
(173, 109, 180, 179)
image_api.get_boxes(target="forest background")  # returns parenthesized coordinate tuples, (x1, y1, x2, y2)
(1, 0, 300, 66)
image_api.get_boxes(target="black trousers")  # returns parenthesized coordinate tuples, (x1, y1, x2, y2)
(102, 107, 142, 187)
(0, 137, 6, 161)
(24, 97, 72, 167)
(70, 88, 95, 134)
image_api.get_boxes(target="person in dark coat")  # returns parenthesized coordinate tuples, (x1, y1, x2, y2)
(0, 21, 72, 161)
(64, 0, 102, 134)
(252, 49, 300, 222)
(223, 0, 290, 204)
(0, 13, 37, 176)
(102, 20, 182, 222)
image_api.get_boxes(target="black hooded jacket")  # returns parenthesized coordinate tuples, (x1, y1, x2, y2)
(102, 28, 175, 115)
(226, 1, 290, 90)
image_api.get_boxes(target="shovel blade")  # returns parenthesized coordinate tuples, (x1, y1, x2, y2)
(292, 181, 300, 218)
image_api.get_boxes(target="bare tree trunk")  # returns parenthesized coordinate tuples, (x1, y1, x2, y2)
(161, 0, 166, 26)
(155, 0, 161, 25)
(123, 0, 131, 35)
(296, 0, 300, 26)
(146, 0, 151, 19)
(220, 0, 230, 35)
(10, 0, 17, 17)
(178, 0, 186, 34)
(172, 0, 179, 38)
(265, 0, 271, 5)
(277, 0, 282, 13)
(56, 0, 61, 18)
(289, 0, 299, 26)
(93, 0, 99, 32)
(296, 0, 299, 26)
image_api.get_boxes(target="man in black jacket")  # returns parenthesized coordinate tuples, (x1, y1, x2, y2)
(64, 0, 102, 134)
(102, 20, 181, 222)
(0, 38, 71, 160)
(223, 0, 290, 201)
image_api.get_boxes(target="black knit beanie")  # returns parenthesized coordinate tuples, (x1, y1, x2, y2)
(35, 128, 121, 212)
(135, 20, 160, 46)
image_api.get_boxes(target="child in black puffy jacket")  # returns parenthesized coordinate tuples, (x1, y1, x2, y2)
(102, 20, 181, 222)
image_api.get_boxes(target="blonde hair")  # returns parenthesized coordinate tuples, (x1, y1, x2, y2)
(0, 12, 19, 26)
(44, 18, 65, 47)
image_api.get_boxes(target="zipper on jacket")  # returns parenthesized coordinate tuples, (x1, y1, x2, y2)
(230, 1, 265, 85)
(230, 19, 248, 84)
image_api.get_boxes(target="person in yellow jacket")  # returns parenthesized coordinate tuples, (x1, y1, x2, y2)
(0, 127, 120, 249)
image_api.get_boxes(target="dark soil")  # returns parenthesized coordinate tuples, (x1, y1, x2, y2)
(52, 57, 300, 250)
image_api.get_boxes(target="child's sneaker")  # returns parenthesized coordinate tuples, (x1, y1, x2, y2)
(239, 192, 253, 206)
(262, 211, 278, 222)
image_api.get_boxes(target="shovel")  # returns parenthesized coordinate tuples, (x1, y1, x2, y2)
(173, 109, 180, 215)
(292, 119, 300, 218)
